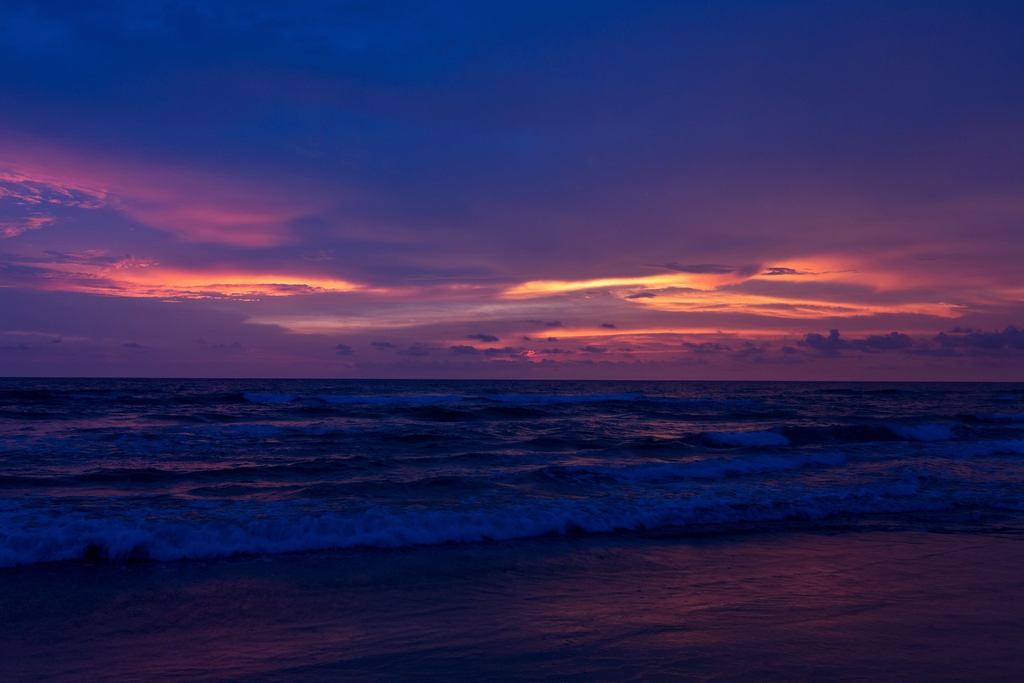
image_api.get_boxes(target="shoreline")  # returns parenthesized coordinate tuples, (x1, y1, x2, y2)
(3, 528, 1022, 682)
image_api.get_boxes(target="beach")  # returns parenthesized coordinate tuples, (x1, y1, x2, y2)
(3, 528, 1022, 682)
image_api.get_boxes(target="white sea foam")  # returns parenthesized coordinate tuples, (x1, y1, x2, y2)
(706, 431, 790, 447)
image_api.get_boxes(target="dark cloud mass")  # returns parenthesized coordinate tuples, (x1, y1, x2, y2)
(481, 347, 528, 358)
(800, 330, 914, 356)
(933, 326, 1024, 352)
(795, 327, 1024, 360)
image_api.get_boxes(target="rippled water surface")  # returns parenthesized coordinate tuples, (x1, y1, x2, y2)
(2, 379, 1023, 567)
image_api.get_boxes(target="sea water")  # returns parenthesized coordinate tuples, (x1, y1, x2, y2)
(1, 379, 1023, 566)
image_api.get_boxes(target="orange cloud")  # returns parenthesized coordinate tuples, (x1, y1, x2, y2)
(501, 257, 983, 320)
(13, 258, 371, 299)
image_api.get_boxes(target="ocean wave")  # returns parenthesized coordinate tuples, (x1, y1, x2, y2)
(642, 397, 758, 408)
(244, 393, 467, 406)
(245, 393, 646, 406)
(959, 440, 1024, 457)
(558, 451, 846, 482)
(243, 393, 298, 403)
(705, 431, 790, 447)
(315, 394, 465, 405)
(192, 423, 286, 437)
(885, 424, 955, 441)
(970, 413, 1024, 423)
(0, 477, 943, 567)
(484, 393, 643, 404)
(776, 423, 963, 445)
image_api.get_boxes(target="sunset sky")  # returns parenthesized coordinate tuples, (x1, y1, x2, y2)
(1, 1, 1023, 379)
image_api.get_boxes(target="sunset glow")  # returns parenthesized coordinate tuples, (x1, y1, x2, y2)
(0, 2, 1022, 380)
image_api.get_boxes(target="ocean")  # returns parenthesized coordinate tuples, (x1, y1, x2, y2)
(2, 379, 1023, 681)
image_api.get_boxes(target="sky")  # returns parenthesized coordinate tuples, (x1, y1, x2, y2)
(1, 0, 1023, 379)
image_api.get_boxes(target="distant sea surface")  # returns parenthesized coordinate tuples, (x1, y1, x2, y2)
(2, 379, 1023, 567)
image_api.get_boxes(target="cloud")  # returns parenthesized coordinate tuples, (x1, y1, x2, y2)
(798, 331, 843, 355)
(0, 171, 108, 238)
(600, 323, 616, 329)
(655, 263, 734, 274)
(0, 216, 54, 239)
(579, 345, 606, 353)
(121, 341, 146, 350)
(450, 345, 480, 355)
(0, 173, 107, 209)
(1, 4, 1023, 381)
(732, 341, 770, 359)
(932, 326, 1024, 352)
(543, 321, 562, 327)
(335, 343, 353, 355)
(863, 332, 914, 350)
(762, 267, 804, 276)
(397, 343, 432, 356)
(682, 341, 732, 354)
(435, 344, 532, 358)
(799, 329, 914, 356)
(482, 346, 529, 358)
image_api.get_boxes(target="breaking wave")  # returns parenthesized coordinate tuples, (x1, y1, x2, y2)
(705, 431, 791, 447)
(0, 476, 958, 568)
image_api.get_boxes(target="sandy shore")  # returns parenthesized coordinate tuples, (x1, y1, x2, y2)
(2, 528, 1022, 682)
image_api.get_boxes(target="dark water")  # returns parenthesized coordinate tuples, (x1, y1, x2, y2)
(2, 379, 1023, 566)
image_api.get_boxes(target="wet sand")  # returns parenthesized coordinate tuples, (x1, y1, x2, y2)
(2, 529, 1022, 682)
